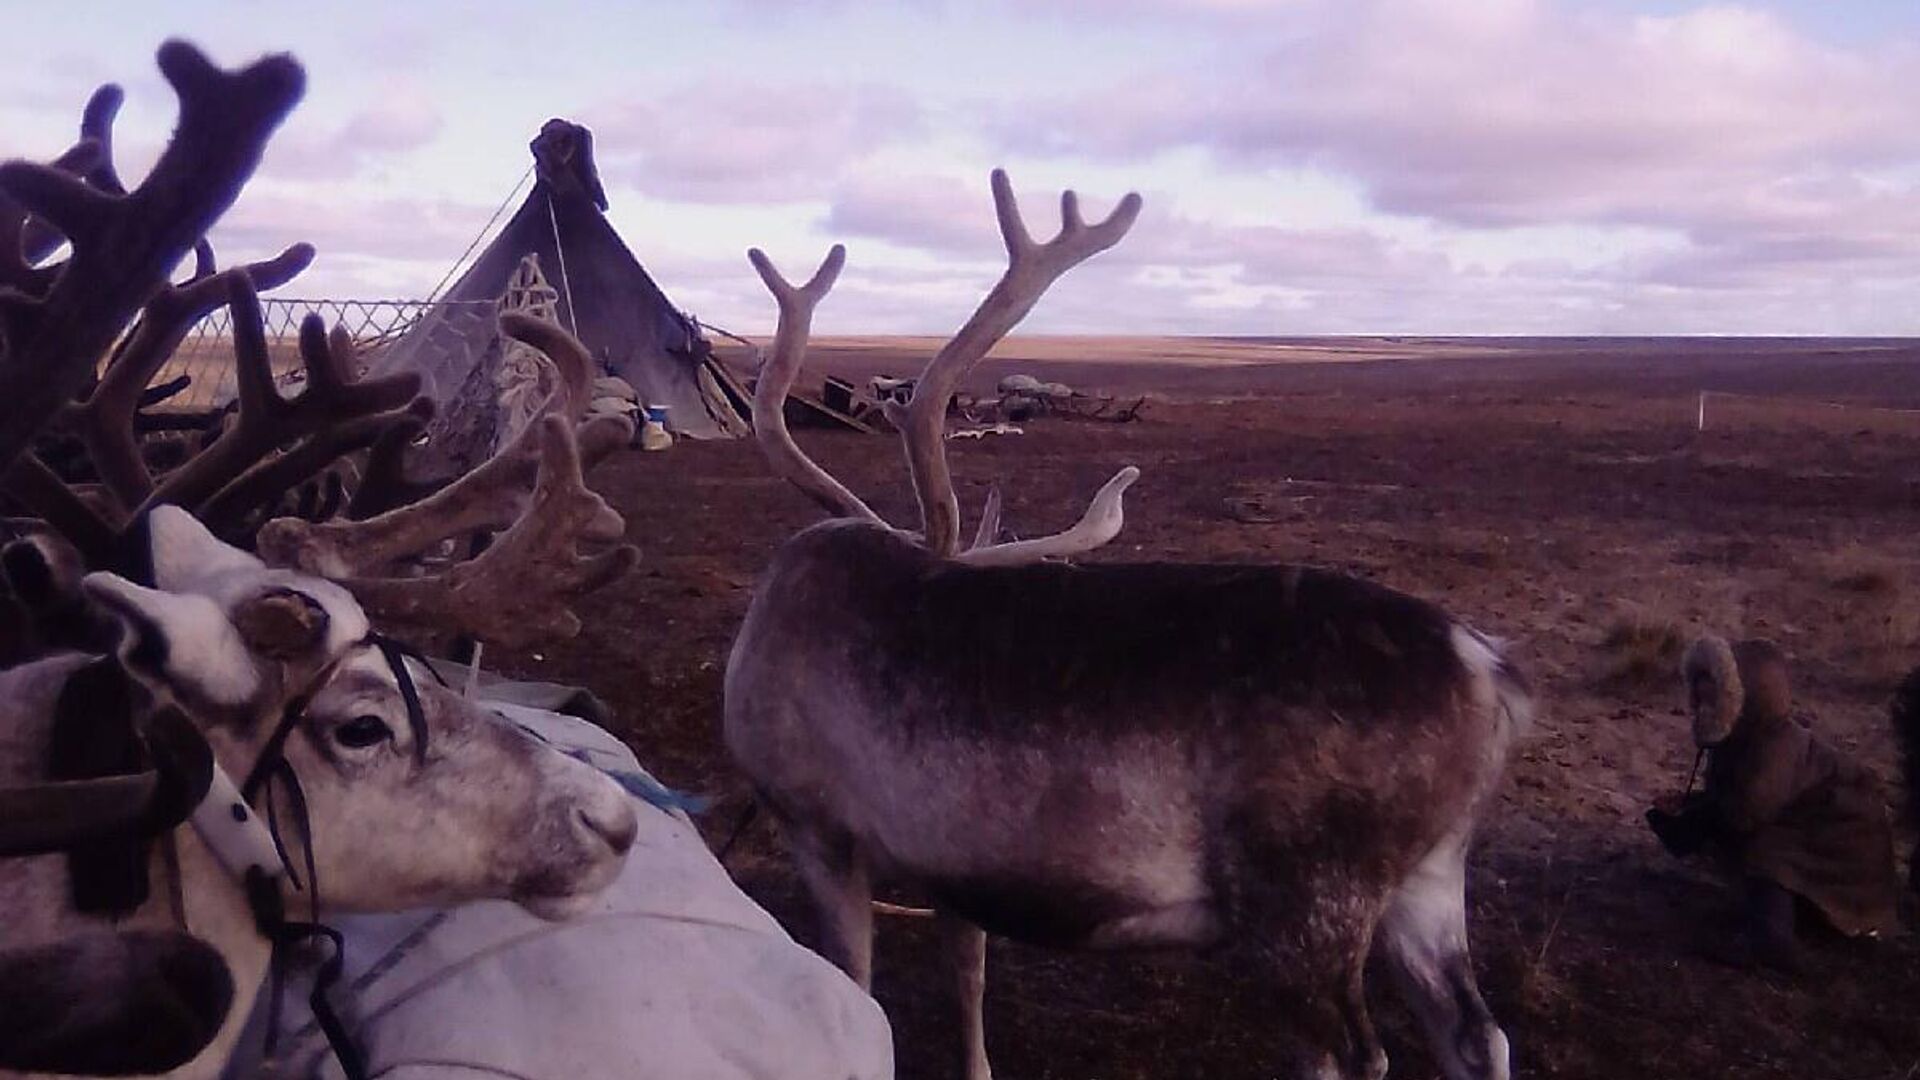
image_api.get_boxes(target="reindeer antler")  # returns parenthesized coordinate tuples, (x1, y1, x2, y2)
(0, 42, 305, 477)
(260, 412, 637, 647)
(746, 245, 884, 524)
(955, 467, 1140, 567)
(258, 389, 567, 577)
(1, 95, 110, 296)
(255, 316, 637, 646)
(745, 171, 1143, 565)
(2, 46, 637, 662)
(197, 397, 433, 538)
(498, 312, 594, 423)
(82, 245, 315, 513)
(970, 485, 1004, 551)
(904, 170, 1141, 557)
(140, 275, 420, 517)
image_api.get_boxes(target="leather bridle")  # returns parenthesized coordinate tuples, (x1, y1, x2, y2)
(183, 632, 445, 1080)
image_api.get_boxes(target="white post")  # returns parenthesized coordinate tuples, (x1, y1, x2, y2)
(1697, 391, 1706, 432)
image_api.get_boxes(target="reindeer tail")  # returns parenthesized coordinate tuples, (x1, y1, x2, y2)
(1451, 624, 1535, 749)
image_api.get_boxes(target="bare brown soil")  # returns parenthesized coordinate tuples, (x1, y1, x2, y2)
(493, 337, 1920, 1080)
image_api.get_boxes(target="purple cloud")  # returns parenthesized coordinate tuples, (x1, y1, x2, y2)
(994, 2, 1920, 235)
(589, 82, 921, 203)
(209, 189, 491, 276)
(820, 173, 1007, 256)
(819, 170, 1451, 285)
(265, 80, 443, 180)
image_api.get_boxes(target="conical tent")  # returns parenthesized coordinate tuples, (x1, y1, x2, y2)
(373, 119, 744, 472)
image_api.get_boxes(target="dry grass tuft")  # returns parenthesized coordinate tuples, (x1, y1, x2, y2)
(1833, 566, 1897, 595)
(1599, 606, 1688, 689)
(1815, 548, 1920, 679)
(1827, 548, 1901, 596)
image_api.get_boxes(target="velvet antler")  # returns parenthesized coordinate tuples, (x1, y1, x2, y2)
(0, 42, 305, 475)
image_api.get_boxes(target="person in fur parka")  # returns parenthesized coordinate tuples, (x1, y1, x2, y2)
(1888, 666, 1920, 896)
(1647, 636, 1900, 970)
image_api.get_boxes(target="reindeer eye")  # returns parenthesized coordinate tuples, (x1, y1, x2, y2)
(334, 715, 392, 750)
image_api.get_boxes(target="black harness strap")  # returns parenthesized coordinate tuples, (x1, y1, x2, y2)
(240, 690, 316, 810)
(714, 800, 762, 866)
(247, 767, 364, 1080)
(372, 635, 443, 770)
(50, 657, 151, 915)
(240, 633, 442, 802)
(239, 632, 440, 1080)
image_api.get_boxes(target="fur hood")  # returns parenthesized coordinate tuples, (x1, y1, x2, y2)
(1683, 635, 1792, 747)
(1682, 636, 1743, 746)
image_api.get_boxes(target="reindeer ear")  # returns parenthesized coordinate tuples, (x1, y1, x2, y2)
(80, 574, 260, 707)
(231, 589, 330, 661)
(1, 533, 85, 610)
(146, 506, 261, 595)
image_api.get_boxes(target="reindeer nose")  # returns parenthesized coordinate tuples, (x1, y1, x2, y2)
(575, 800, 637, 856)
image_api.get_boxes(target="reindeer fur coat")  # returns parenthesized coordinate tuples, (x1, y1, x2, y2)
(1701, 703, 1899, 936)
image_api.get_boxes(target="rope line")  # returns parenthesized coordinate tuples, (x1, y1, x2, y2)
(693, 317, 758, 350)
(693, 317, 766, 369)
(425, 163, 534, 304)
(543, 188, 580, 338)
(146, 163, 561, 415)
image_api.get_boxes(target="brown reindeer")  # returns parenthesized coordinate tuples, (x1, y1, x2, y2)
(725, 171, 1530, 1080)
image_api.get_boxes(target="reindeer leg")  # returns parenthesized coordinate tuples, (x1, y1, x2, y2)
(788, 826, 874, 989)
(1244, 889, 1388, 1080)
(1377, 833, 1510, 1080)
(1260, 940, 1386, 1080)
(1310, 947, 1388, 1080)
(936, 911, 992, 1080)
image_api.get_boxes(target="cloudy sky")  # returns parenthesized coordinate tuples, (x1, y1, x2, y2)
(5, 0, 1919, 335)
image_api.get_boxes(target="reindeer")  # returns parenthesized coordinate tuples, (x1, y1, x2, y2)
(0, 509, 640, 1079)
(1, 747, 233, 1075)
(725, 171, 1530, 1080)
(0, 41, 647, 1078)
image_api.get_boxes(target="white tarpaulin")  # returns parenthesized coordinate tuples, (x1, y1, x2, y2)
(231, 705, 892, 1080)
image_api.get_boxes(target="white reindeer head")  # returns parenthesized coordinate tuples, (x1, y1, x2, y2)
(79, 506, 636, 918)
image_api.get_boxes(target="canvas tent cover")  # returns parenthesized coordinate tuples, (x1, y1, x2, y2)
(373, 119, 744, 470)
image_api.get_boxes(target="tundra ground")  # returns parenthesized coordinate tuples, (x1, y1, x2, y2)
(492, 336, 1920, 1080)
